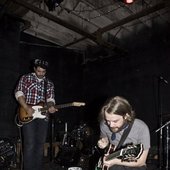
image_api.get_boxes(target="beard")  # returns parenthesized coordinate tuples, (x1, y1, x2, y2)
(110, 127, 119, 133)
(36, 74, 45, 79)
(37, 75, 44, 79)
(109, 122, 127, 133)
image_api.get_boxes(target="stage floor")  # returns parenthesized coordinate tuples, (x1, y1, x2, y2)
(6, 155, 93, 170)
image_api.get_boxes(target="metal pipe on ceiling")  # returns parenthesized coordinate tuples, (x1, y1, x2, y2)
(12, 0, 97, 42)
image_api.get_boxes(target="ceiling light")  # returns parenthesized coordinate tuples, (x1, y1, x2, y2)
(124, 0, 134, 4)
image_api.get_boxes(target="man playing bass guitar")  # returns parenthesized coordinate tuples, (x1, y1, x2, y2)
(97, 96, 150, 170)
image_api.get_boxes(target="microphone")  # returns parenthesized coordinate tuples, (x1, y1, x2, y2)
(159, 76, 168, 84)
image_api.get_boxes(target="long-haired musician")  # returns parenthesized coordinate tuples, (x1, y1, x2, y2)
(97, 96, 150, 170)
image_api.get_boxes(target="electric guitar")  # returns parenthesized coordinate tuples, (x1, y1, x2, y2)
(17, 102, 85, 124)
(96, 143, 144, 170)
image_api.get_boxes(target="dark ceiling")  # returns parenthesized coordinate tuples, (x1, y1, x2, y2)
(0, 0, 170, 53)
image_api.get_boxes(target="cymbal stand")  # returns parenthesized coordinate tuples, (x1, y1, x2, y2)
(156, 120, 170, 170)
(62, 122, 68, 146)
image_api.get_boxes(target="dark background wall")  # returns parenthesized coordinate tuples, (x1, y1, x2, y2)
(0, 15, 20, 138)
(0, 15, 170, 149)
(83, 24, 170, 146)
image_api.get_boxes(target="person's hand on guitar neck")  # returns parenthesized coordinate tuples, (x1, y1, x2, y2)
(47, 102, 58, 113)
(48, 106, 57, 113)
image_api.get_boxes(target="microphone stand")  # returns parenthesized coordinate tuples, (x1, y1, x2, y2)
(165, 125, 169, 170)
(156, 76, 169, 170)
(156, 120, 170, 133)
(157, 77, 163, 169)
(155, 120, 170, 170)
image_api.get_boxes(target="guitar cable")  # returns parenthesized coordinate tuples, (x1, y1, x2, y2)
(14, 114, 23, 127)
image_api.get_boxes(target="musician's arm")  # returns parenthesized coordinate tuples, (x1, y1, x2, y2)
(46, 82, 56, 113)
(16, 96, 26, 108)
(104, 149, 149, 167)
(16, 92, 33, 116)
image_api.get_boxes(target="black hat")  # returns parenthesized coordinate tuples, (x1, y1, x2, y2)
(34, 59, 48, 69)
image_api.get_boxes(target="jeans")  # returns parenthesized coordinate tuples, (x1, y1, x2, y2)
(21, 119, 48, 170)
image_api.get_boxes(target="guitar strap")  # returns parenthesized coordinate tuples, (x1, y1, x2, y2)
(44, 78, 48, 105)
(115, 121, 134, 151)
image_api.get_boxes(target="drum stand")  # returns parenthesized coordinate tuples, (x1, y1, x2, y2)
(156, 120, 170, 170)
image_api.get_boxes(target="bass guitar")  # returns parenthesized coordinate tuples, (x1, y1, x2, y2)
(96, 143, 144, 170)
(17, 102, 85, 124)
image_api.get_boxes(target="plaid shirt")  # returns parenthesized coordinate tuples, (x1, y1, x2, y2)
(15, 73, 55, 105)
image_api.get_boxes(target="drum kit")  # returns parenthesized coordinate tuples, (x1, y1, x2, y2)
(55, 122, 93, 168)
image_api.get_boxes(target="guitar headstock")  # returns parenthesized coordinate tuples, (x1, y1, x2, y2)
(71, 102, 86, 107)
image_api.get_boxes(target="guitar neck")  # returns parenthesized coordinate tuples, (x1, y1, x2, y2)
(55, 103, 74, 109)
(40, 104, 72, 112)
(105, 150, 121, 161)
(40, 102, 85, 113)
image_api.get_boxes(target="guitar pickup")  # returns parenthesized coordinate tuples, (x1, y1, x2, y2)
(23, 116, 33, 121)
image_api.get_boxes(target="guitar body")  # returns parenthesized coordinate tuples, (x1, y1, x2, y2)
(18, 104, 46, 123)
(96, 143, 143, 170)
